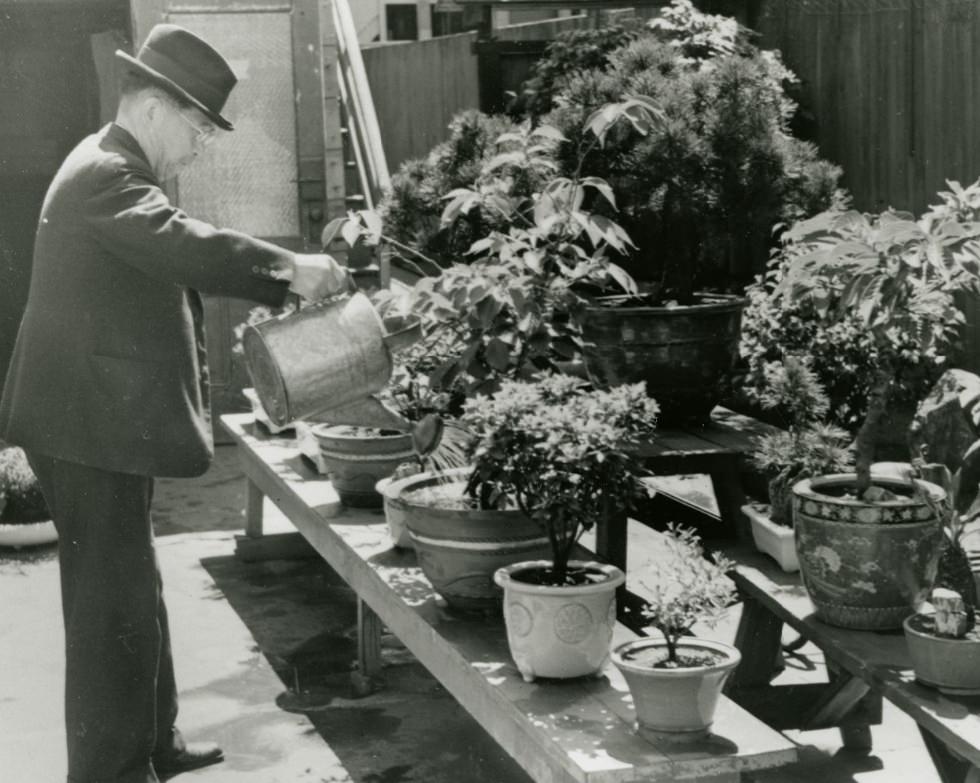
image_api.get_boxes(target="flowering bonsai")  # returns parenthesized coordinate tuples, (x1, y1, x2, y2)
(749, 356, 852, 524)
(461, 373, 659, 585)
(0, 444, 49, 526)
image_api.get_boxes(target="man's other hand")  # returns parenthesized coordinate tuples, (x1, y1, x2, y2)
(288, 253, 352, 300)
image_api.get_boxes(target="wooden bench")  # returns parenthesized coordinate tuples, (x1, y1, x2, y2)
(221, 413, 798, 783)
(721, 541, 980, 783)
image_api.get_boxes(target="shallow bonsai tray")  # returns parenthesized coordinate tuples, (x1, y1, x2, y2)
(742, 503, 798, 572)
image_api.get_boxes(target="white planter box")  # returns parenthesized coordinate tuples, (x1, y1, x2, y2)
(743, 504, 798, 573)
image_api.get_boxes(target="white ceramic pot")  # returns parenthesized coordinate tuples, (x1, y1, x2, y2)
(611, 637, 741, 741)
(743, 504, 798, 572)
(494, 560, 624, 682)
(375, 474, 414, 549)
(0, 519, 57, 548)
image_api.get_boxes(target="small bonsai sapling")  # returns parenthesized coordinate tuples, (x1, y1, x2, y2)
(461, 374, 659, 585)
(635, 524, 737, 666)
(749, 356, 852, 524)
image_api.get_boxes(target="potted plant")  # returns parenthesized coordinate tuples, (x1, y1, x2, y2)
(457, 373, 659, 681)
(611, 524, 739, 740)
(0, 444, 55, 548)
(746, 356, 852, 571)
(533, 0, 844, 424)
(775, 182, 980, 629)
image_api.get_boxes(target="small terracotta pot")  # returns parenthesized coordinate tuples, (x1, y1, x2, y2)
(494, 560, 624, 682)
(611, 637, 741, 741)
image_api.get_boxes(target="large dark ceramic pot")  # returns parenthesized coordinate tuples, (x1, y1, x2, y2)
(792, 473, 946, 630)
(581, 295, 746, 426)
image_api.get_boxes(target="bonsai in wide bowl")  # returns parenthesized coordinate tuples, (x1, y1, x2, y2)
(611, 524, 740, 741)
(462, 374, 659, 681)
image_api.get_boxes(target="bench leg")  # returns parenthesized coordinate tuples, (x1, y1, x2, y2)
(920, 726, 979, 783)
(709, 457, 748, 542)
(726, 593, 783, 692)
(245, 477, 264, 538)
(351, 598, 384, 696)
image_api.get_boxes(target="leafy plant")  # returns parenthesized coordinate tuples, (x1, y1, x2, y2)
(326, 99, 658, 399)
(769, 181, 980, 497)
(749, 356, 852, 524)
(460, 374, 659, 584)
(635, 524, 736, 664)
(0, 445, 49, 525)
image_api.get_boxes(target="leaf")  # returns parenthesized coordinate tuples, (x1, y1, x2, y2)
(581, 176, 617, 210)
(485, 338, 511, 371)
(485, 151, 525, 173)
(320, 217, 348, 248)
(530, 124, 568, 143)
(358, 209, 383, 244)
(605, 262, 639, 295)
(341, 218, 362, 248)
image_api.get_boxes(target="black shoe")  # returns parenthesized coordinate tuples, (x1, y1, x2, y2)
(152, 741, 224, 779)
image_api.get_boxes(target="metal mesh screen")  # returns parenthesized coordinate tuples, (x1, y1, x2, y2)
(170, 11, 299, 237)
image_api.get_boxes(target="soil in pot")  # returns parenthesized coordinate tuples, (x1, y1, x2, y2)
(618, 645, 726, 670)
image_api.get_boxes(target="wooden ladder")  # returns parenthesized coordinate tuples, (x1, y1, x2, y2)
(321, 0, 391, 289)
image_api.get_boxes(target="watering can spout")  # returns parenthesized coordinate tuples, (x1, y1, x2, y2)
(319, 396, 412, 432)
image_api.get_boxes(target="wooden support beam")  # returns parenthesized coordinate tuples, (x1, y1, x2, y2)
(352, 598, 385, 696)
(726, 683, 881, 732)
(726, 594, 783, 691)
(801, 674, 872, 730)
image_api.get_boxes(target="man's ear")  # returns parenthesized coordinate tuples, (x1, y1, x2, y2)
(142, 93, 167, 126)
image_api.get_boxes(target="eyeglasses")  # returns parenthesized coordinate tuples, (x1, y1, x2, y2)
(173, 107, 217, 147)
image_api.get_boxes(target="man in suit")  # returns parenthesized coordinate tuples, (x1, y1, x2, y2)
(0, 24, 350, 783)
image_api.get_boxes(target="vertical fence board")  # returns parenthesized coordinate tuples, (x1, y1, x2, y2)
(362, 32, 480, 172)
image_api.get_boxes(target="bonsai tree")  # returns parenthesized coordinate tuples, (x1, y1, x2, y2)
(0, 444, 49, 526)
(460, 373, 659, 585)
(749, 356, 852, 524)
(769, 181, 980, 499)
(635, 524, 736, 665)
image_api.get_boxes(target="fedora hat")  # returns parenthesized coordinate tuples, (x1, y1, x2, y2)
(116, 24, 236, 131)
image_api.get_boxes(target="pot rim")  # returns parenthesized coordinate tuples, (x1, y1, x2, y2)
(611, 637, 741, 675)
(792, 473, 946, 507)
(585, 293, 747, 316)
(311, 423, 414, 442)
(493, 560, 625, 593)
(903, 611, 980, 644)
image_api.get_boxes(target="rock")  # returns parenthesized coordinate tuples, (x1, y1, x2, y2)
(908, 369, 980, 473)
(932, 587, 970, 637)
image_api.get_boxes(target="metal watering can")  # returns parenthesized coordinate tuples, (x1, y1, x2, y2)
(242, 292, 443, 454)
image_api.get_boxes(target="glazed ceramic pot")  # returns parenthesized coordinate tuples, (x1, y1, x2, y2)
(313, 424, 415, 508)
(611, 637, 741, 741)
(904, 612, 980, 695)
(397, 469, 552, 611)
(792, 473, 945, 630)
(494, 560, 625, 681)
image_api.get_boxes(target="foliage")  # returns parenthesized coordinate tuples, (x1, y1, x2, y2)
(749, 357, 852, 524)
(327, 100, 653, 399)
(378, 111, 522, 268)
(0, 445, 49, 524)
(767, 181, 980, 496)
(460, 374, 659, 583)
(542, 18, 845, 302)
(509, 21, 645, 119)
(635, 524, 736, 664)
(738, 263, 942, 433)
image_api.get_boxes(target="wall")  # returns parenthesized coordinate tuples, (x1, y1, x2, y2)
(362, 31, 480, 171)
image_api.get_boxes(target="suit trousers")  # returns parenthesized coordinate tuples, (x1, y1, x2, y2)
(27, 453, 179, 783)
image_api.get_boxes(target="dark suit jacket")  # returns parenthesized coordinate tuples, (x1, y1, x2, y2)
(0, 123, 292, 477)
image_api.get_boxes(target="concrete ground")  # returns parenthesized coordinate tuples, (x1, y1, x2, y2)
(0, 445, 944, 782)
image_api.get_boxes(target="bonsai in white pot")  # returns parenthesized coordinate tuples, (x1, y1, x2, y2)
(461, 373, 659, 682)
(747, 356, 852, 571)
(611, 524, 739, 740)
(0, 444, 55, 548)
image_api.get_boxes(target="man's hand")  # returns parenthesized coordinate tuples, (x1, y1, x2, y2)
(288, 253, 353, 300)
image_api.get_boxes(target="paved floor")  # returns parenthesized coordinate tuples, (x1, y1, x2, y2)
(0, 445, 944, 782)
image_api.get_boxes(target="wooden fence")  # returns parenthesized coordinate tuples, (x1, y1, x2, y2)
(361, 32, 480, 173)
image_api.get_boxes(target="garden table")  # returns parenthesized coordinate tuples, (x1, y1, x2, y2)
(722, 542, 980, 783)
(220, 412, 798, 783)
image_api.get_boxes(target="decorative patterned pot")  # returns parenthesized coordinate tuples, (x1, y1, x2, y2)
(397, 469, 552, 611)
(792, 473, 945, 630)
(611, 637, 741, 741)
(904, 612, 980, 695)
(581, 295, 746, 426)
(494, 560, 625, 682)
(313, 424, 415, 508)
